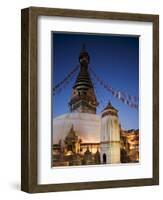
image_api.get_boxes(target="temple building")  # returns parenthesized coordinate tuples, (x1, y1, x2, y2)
(52, 45, 139, 167)
(100, 102, 121, 164)
(120, 129, 139, 163)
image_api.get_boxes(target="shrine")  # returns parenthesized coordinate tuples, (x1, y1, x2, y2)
(52, 45, 139, 167)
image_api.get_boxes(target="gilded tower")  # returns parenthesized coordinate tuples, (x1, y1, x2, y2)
(69, 45, 98, 114)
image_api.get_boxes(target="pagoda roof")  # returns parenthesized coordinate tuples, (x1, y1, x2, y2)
(73, 68, 93, 89)
(102, 101, 118, 112)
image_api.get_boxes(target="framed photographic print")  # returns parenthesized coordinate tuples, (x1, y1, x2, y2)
(21, 7, 159, 193)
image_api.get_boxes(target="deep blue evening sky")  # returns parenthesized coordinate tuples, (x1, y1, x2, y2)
(52, 32, 139, 130)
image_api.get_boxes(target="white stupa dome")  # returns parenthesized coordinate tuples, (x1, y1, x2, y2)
(53, 112, 101, 144)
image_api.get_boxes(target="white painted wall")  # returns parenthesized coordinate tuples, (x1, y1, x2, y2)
(101, 115, 120, 142)
(100, 113, 120, 163)
(0, 0, 162, 199)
